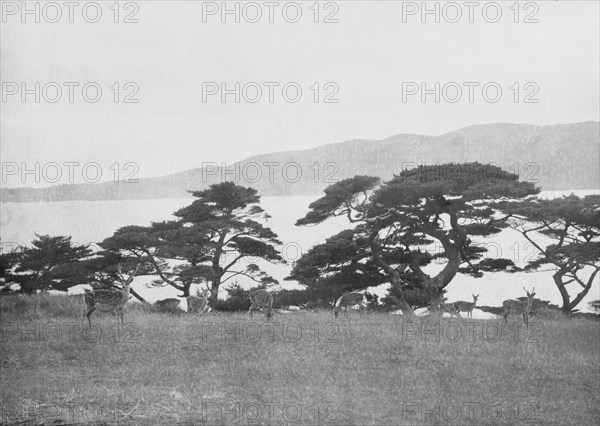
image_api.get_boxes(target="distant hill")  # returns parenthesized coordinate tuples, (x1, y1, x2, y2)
(2, 121, 598, 202)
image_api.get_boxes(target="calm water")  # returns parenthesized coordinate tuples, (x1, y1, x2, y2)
(1, 190, 599, 312)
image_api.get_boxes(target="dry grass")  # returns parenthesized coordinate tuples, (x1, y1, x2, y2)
(1, 293, 599, 425)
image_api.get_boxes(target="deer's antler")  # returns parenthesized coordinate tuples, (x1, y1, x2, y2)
(131, 262, 142, 278)
(129, 263, 143, 283)
(117, 263, 125, 281)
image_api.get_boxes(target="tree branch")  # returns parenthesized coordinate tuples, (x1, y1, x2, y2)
(221, 271, 265, 285)
(142, 249, 184, 291)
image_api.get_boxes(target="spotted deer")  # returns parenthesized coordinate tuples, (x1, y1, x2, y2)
(502, 287, 536, 328)
(82, 263, 140, 325)
(155, 298, 181, 312)
(334, 291, 366, 318)
(453, 294, 479, 318)
(248, 289, 274, 319)
(187, 286, 210, 313)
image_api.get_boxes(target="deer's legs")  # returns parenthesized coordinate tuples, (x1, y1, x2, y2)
(82, 307, 94, 325)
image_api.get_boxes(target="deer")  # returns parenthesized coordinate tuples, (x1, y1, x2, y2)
(82, 263, 141, 325)
(334, 291, 367, 318)
(155, 298, 181, 312)
(453, 294, 479, 318)
(439, 296, 460, 318)
(502, 287, 536, 328)
(186, 286, 211, 313)
(248, 289, 274, 320)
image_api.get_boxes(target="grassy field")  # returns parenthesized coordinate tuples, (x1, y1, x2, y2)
(1, 294, 599, 425)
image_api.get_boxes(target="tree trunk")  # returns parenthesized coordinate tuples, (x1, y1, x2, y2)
(209, 276, 222, 304)
(416, 245, 462, 309)
(425, 247, 462, 290)
(129, 288, 148, 304)
(390, 272, 414, 316)
(559, 267, 600, 313)
(180, 279, 192, 297)
(553, 270, 572, 314)
(209, 232, 227, 304)
(428, 290, 443, 315)
(369, 236, 414, 316)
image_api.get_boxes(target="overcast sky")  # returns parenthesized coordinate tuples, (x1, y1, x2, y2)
(1, 0, 599, 187)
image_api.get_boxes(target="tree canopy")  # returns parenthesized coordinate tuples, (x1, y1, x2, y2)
(8, 234, 91, 293)
(291, 163, 539, 314)
(496, 194, 600, 313)
(101, 182, 284, 303)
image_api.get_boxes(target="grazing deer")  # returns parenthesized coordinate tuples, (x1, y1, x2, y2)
(439, 297, 460, 318)
(454, 294, 479, 318)
(248, 289, 274, 319)
(502, 287, 536, 328)
(155, 298, 181, 312)
(334, 291, 366, 318)
(187, 286, 210, 313)
(82, 263, 140, 325)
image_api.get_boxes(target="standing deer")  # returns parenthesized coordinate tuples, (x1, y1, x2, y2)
(82, 263, 141, 325)
(187, 286, 210, 313)
(502, 287, 536, 328)
(334, 292, 366, 318)
(439, 296, 460, 318)
(248, 289, 274, 319)
(454, 294, 479, 318)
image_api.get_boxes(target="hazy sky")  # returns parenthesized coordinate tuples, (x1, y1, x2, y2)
(1, 0, 599, 187)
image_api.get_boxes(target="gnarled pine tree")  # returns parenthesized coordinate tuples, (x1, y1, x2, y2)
(292, 163, 538, 314)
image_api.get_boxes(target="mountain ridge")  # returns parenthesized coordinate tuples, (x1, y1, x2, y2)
(2, 121, 598, 202)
